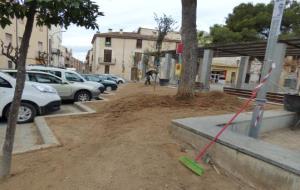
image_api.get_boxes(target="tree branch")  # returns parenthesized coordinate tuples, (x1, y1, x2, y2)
(0, 40, 18, 65)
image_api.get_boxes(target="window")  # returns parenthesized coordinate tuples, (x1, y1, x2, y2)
(5, 33, 12, 46)
(105, 37, 111, 46)
(104, 49, 112, 62)
(0, 77, 12, 88)
(28, 73, 61, 84)
(6, 71, 17, 78)
(48, 70, 62, 78)
(8, 61, 13, 69)
(65, 72, 84, 82)
(38, 41, 43, 52)
(136, 39, 142, 49)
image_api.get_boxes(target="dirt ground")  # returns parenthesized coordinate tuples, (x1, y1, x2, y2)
(0, 83, 281, 190)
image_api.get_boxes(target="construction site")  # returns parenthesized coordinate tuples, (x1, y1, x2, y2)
(1, 0, 300, 190)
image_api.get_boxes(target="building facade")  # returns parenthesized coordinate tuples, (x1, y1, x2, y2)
(48, 26, 64, 67)
(90, 27, 181, 80)
(0, 17, 48, 69)
(211, 57, 240, 84)
(85, 49, 93, 73)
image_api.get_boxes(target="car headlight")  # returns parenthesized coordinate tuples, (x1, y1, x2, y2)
(32, 84, 57, 94)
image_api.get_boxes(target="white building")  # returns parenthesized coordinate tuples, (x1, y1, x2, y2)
(48, 26, 64, 67)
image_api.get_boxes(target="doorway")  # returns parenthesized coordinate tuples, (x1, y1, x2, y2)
(105, 65, 110, 74)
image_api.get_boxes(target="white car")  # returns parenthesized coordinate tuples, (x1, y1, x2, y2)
(0, 72, 61, 123)
(26, 65, 105, 93)
(3, 70, 101, 102)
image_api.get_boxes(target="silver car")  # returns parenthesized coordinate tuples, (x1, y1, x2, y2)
(3, 70, 101, 102)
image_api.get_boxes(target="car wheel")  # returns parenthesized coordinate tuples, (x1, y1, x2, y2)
(118, 80, 123, 84)
(75, 91, 91, 102)
(5, 103, 37, 124)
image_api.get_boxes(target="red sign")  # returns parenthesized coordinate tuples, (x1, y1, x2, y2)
(176, 43, 183, 54)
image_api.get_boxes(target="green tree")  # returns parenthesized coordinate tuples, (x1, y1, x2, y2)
(197, 30, 212, 45)
(0, 0, 103, 178)
(209, 0, 300, 43)
(177, 0, 198, 98)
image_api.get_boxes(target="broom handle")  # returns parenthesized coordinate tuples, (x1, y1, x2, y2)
(195, 92, 256, 161)
(195, 63, 275, 162)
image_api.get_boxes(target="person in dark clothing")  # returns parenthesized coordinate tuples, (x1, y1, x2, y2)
(145, 73, 152, 85)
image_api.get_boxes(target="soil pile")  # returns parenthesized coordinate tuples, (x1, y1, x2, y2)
(99, 91, 242, 118)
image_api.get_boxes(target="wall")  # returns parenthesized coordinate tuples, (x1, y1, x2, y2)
(0, 17, 48, 68)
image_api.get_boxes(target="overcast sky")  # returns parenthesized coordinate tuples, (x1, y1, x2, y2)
(62, 0, 268, 61)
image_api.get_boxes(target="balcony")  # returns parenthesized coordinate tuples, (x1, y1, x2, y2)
(98, 57, 116, 65)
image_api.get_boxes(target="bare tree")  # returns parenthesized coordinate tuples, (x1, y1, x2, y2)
(0, 40, 18, 68)
(177, 0, 198, 98)
(153, 13, 176, 87)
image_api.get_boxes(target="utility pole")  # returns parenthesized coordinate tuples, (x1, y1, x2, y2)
(249, 0, 286, 138)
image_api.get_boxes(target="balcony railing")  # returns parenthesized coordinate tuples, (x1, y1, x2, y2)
(98, 57, 116, 65)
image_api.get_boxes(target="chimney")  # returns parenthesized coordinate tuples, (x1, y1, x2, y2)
(108, 28, 113, 32)
(120, 29, 123, 34)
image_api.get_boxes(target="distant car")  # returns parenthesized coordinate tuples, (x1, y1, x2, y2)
(26, 65, 105, 93)
(3, 70, 101, 102)
(97, 74, 119, 84)
(107, 74, 126, 84)
(82, 74, 118, 91)
(0, 71, 61, 123)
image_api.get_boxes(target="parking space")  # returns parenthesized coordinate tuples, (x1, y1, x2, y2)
(0, 103, 87, 154)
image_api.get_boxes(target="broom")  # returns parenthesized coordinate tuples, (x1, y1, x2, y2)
(179, 64, 275, 176)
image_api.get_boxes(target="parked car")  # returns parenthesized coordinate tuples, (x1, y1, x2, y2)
(98, 74, 119, 84)
(26, 65, 105, 93)
(82, 74, 118, 91)
(3, 70, 101, 102)
(106, 74, 126, 84)
(0, 72, 61, 123)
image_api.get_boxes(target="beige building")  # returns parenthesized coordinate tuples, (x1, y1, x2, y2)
(0, 17, 48, 69)
(85, 49, 93, 73)
(90, 27, 181, 80)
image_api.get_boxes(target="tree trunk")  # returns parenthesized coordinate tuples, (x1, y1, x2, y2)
(0, 5, 36, 178)
(177, 0, 198, 98)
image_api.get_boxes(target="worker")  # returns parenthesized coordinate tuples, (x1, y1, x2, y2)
(145, 73, 152, 85)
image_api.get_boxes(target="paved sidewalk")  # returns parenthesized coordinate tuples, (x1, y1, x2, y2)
(0, 122, 42, 153)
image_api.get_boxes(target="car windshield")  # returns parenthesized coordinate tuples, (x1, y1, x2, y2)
(65, 72, 84, 82)
(88, 75, 100, 82)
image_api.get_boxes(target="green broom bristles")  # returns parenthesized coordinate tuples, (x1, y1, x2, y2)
(179, 156, 204, 176)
